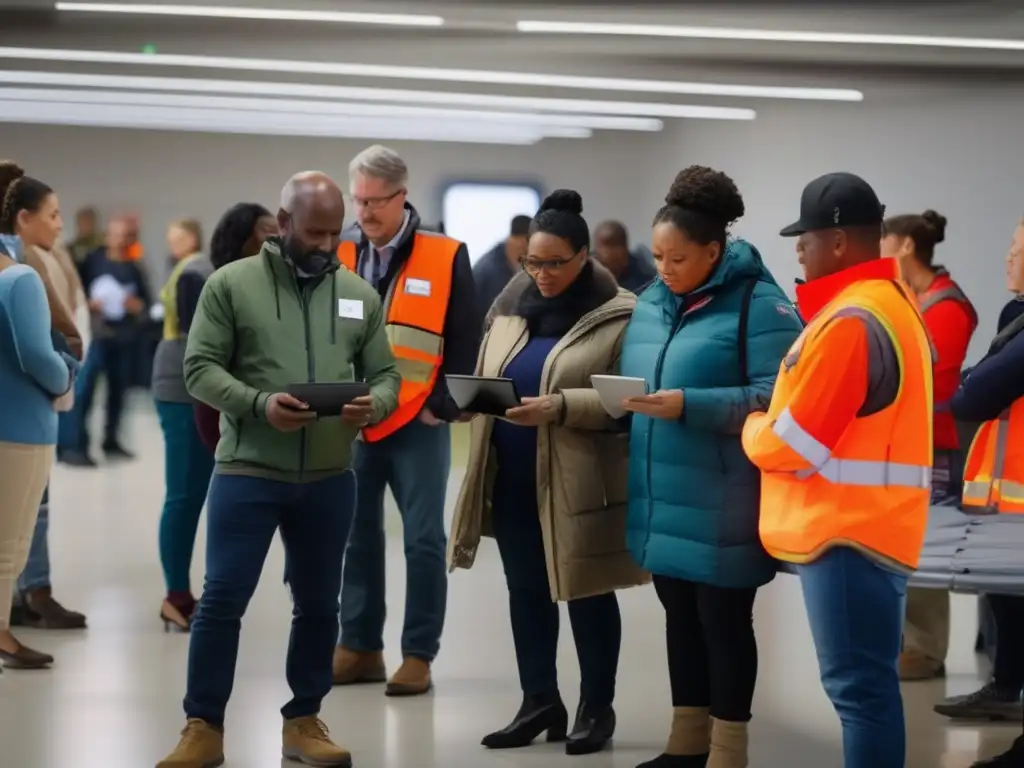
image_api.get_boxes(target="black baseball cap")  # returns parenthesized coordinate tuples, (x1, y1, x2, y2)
(780, 172, 885, 237)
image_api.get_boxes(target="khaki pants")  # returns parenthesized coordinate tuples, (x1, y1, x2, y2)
(903, 587, 950, 661)
(0, 442, 53, 631)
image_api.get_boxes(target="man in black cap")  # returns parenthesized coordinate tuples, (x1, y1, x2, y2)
(742, 172, 934, 768)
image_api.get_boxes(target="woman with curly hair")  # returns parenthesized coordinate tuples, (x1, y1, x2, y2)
(620, 166, 802, 768)
(153, 202, 276, 631)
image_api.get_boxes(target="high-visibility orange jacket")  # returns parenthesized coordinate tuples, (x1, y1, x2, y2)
(741, 258, 934, 569)
(338, 232, 459, 442)
(962, 399, 1024, 513)
(917, 272, 977, 451)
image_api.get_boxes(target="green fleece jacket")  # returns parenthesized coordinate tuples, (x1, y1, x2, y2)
(183, 240, 400, 482)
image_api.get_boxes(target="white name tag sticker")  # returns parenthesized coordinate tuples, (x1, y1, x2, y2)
(337, 299, 364, 320)
(405, 278, 432, 297)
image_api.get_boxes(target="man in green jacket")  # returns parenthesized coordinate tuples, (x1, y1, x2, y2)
(158, 171, 400, 768)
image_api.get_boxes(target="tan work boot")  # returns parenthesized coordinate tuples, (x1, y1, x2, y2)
(899, 649, 945, 681)
(282, 715, 352, 767)
(332, 647, 386, 686)
(707, 718, 748, 768)
(385, 656, 432, 697)
(665, 706, 711, 757)
(156, 719, 224, 768)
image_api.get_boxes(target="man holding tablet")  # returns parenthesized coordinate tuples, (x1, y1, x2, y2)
(157, 171, 400, 768)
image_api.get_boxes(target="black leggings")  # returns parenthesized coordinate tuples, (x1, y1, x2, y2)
(654, 575, 759, 723)
(988, 593, 1024, 692)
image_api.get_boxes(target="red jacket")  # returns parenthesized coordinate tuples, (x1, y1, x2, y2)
(919, 273, 977, 450)
(193, 402, 220, 454)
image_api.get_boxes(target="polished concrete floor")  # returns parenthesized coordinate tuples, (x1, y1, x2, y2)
(0, 402, 1018, 767)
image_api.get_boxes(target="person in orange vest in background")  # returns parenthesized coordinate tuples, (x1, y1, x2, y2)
(742, 172, 933, 768)
(333, 145, 481, 697)
(931, 216, 1024, 755)
(880, 210, 978, 682)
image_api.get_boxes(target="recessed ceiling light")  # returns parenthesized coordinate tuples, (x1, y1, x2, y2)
(0, 86, 664, 131)
(517, 20, 1024, 51)
(0, 47, 863, 102)
(55, 2, 444, 27)
(0, 71, 758, 120)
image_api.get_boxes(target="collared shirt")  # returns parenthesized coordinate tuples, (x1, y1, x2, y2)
(361, 209, 411, 286)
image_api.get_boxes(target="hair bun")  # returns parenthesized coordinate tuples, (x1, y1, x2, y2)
(539, 189, 583, 217)
(665, 165, 744, 225)
(921, 209, 947, 244)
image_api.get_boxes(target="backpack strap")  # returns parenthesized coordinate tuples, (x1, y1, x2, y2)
(737, 278, 758, 384)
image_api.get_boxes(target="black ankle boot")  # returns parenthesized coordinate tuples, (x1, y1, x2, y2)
(481, 694, 568, 749)
(636, 754, 710, 768)
(565, 701, 615, 755)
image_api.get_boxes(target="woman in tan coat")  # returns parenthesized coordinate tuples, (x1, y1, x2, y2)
(449, 189, 647, 757)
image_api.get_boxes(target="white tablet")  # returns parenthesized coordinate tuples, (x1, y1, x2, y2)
(590, 375, 648, 418)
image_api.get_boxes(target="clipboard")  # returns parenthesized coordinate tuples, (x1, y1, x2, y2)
(445, 374, 521, 417)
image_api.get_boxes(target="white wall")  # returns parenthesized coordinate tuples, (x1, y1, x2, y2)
(3, 78, 1023, 361)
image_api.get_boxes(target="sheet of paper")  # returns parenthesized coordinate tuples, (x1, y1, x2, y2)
(89, 274, 129, 322)
(590, 374, 648, 418)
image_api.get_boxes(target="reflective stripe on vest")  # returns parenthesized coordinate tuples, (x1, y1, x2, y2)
(962, 403, 1024, 513)
(337, 232, 459, 441)
(918, 285, 970, 314)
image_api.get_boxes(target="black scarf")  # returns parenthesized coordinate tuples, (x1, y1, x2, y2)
(514, 261, 615, 337)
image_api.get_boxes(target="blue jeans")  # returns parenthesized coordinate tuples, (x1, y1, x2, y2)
(60, 337, 130, 452)
(184, 471, 355, 726)
(798, 547, 908, 768)
(339, 419, 450, 661)
(16, 484, 50, 595)
(156, 400, 214, 594)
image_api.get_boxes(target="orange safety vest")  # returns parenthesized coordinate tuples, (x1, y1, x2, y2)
(962, 399, 1024, 513)
(337, 233, 459, 442)
(757, 279, 934, 568)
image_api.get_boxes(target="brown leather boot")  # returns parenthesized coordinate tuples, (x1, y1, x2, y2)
(707, 718, 748, 768)
(385, 656, 432, 697)
(282, 716, 352, 767)
(23, 587, 87, 630)
(899, 649, 945, 681)
(156, 719, 224, 768)
(332, 647, 386, 686)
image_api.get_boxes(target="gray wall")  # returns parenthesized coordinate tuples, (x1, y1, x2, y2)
(2, 78, 1022, 361)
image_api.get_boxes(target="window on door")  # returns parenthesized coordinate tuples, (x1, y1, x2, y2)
(441, 183, 541, 266)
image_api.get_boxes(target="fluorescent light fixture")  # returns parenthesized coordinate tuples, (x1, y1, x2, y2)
(56, 2, 444, 27)
(517, 20, 1024, 51)
(0, 47, 863, 102)
(0, 70, 758, 120)
(0, 99, 589, 144)
(0, 86, 663, 131)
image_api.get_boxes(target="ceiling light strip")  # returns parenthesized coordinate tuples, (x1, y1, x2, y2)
(0, 71, 757, 120)
(55, 2, 444, 27)
(0, 47, 863, 102)
(0, 101, 590, 144)
(516, 20, 1024, 51)
(0, 86, 663, 131)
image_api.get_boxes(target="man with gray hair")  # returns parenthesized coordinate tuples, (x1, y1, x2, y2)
(334, 145, 481, 697)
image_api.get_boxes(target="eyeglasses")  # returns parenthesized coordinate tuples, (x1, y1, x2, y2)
(348, 189, 405, 211)
(519, 254, 578, 275)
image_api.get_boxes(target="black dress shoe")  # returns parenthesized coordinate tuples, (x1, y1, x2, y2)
(972, 736, 1024, 767)
(481, 694, 569, 749)
(565, 701, 615, 755)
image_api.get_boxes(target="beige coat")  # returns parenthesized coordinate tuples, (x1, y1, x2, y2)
(32, 244, 88, 411)
(448, 262, 650, 602)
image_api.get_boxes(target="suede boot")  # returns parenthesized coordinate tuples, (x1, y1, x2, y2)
(637, 707, 711, 768)
(707, 718, 748, 768)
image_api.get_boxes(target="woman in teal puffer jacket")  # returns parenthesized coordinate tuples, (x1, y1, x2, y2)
(620, 166, 802, 768)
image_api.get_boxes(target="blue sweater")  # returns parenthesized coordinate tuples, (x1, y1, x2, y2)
(620, 240, 803, 588)
(0, 265, 73, 445)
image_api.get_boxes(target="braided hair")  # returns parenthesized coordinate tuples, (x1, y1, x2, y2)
(529, 189, 590, 253)
(0, 160, 54, 235)
(209, 202, 272, 270)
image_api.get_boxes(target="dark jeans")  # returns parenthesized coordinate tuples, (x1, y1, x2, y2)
(184, 471, 355, 726)
(61, 337, 131, 452)
(339, 419, 450, 661)
(988, 593, 1024, 692)
(156, 400, 214, 594)
(798, 547, 907, 768)
(492, 489, 621, 708)
(653, 575, 758, 722)
(15, 484, 49, 596)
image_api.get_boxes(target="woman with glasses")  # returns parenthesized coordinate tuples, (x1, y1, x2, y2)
(620, 166, 801, 768)
(449, 189, 647, 757)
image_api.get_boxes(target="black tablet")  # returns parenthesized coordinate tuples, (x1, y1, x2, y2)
(445, 374, 521, 417)
(286, 382, 371, 417)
